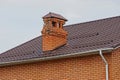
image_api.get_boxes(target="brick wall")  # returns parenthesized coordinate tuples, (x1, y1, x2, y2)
(111, 48, 120, 80)
(0, 52, 113, 80)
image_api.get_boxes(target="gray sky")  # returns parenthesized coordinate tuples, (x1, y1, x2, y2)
(0, 0, 120, 53)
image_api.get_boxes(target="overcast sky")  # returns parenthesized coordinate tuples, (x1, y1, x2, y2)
(0, 0, 120, 53)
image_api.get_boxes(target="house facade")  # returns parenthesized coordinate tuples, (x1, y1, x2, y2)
(0, 13, 120, 80)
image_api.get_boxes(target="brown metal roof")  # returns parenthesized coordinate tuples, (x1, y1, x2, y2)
(43, 12, 68, 21)
(0, 16, 120, 64)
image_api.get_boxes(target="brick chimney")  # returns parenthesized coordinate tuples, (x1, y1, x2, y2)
(41, 12, 68, 51)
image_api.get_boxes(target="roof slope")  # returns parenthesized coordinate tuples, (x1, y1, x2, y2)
(0, 16, 120, 63)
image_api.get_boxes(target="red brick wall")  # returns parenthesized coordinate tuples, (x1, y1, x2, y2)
(0, 52, 113, 80)
(111, 48, 120, 80)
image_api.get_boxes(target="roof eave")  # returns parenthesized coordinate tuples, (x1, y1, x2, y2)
(0, 48, 113, 67)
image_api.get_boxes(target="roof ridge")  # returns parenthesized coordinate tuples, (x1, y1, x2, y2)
(64, 15, 120, 27)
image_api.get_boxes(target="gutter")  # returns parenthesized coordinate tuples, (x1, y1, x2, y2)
(0, 48, 113, 67)
(99, 50, 109, 80)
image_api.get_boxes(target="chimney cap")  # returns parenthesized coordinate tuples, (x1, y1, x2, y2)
(43, 12, 68, 21)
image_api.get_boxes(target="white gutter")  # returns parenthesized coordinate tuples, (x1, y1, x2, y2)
(0, 48, 113, 67)
(99, 50, 109, 80)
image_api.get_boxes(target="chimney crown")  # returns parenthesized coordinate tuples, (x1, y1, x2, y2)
(43, 12, 67, 21)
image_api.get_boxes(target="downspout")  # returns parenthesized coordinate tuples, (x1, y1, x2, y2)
(99, 50, 108, 80)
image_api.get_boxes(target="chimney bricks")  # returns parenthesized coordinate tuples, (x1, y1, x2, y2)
(41, 12, 68, 51)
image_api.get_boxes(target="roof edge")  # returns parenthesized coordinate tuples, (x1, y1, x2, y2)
(0, 48, 113, 67)
(64, 15, 120, 27)
(0, 36, 41, 54)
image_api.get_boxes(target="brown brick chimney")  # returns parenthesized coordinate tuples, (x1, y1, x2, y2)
(41, 12, 68, 51)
